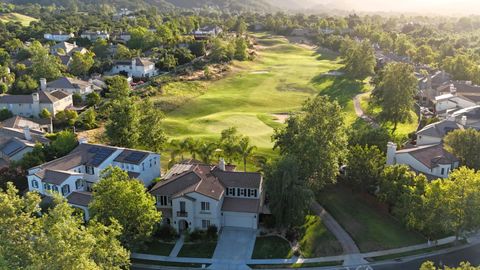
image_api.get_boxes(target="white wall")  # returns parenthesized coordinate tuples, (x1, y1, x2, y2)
(395, 153, 456, 178)
(417, 135, 442, 146)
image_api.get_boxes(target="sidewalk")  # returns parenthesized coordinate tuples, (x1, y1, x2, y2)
(169, 235, 185, 257)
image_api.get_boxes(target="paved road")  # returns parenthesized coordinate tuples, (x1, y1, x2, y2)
(372, 243, 480, 270)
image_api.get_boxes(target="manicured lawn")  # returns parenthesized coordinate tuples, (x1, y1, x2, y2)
(298, 215, 343, 257)
(360, 92, 418, 139)
(138, 240, 175, 256)
(0, 12, 37, 26)
(177, 241, 217, 258)
(319, 185, 425, 252)
(252, 236, 292, 259)
(156, 34, 368, 169)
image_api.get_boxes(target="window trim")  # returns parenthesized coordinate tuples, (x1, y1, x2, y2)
(201, 201, 210, 212)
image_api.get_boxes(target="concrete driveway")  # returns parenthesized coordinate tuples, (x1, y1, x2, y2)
(209, 227, 257, 269)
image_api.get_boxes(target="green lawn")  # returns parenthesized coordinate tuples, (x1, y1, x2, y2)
(252, 236, 292, 259)
(156, 34, 367, 168)
(177, 242, 217, 258)
(319, 185, 425, 252)
(137, 240, 175, 256)
(360, 92, 418, 139)
(249, 261, 343, 269)
(0, 12, 37, 26)
(366, 241, 463, 262)
(298, 215, 343, 257)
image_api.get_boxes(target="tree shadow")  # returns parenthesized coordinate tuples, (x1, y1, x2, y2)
(311, 75, 365, 107)
(312, 48, 340, 61)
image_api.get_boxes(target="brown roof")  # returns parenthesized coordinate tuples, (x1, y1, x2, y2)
(0, 91, 71, 105)
(212, 168, 262, 189)
(67, 191, 92, 207)
(151, 170, 202, 196)
(221, 197, 260, 213)
(1, 116, 46, 131)
(397, 144, 459, 169)
(0, 127, 49, 145)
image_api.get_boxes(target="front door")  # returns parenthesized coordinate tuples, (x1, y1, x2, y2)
(178, 219, 188, 232)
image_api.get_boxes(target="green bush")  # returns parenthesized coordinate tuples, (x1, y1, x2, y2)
(154, 224, 178, 242)
(206, 225, 218, 240)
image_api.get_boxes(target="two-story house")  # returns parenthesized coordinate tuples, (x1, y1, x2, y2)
(44, 32, 74, 42)
(27, 141, 161, 220)
(45, 77, 98, 97)
(150, 160, 263, 232)
(109, 58, 158, 78)
(80, 30, 110, 41)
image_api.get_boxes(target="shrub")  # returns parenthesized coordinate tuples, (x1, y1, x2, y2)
(153, 224, 178, 242)
(72, 93, 83, 106)
(189, 229, 203, 242)
(0, 82, 7, 94)
(0, 108, 13, 121)
(206, 225, 218, 240)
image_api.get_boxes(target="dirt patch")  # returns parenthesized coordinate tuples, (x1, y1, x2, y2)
(76, 126, 107, 144)
(322, 71, 345, 76)
(250, 70, 270, 74)
(272, 113, 289, 123)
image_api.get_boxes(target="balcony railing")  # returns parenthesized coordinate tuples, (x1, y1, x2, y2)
(177, 211, 188, 217)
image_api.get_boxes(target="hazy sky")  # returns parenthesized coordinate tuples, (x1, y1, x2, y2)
(311, 0, 480, 15)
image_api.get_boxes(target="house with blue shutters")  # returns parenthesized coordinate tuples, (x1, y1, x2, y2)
(27, 140, 160, 219)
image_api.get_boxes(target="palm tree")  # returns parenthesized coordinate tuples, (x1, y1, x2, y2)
(168, 139, 182, 168)
(184, 137, 199, 160)
(197, 142, 217, 164)
(237, 137, 256, 172)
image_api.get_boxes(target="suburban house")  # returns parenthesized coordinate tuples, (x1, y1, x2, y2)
(45, 77, 99, 97)
(109, 58, 158, 78)
(386, 142, 459, 179)
(0, 84, 73, 118)
(0, 116, 50, 169)
(80, 30, 110, 41)
(50, 41, 87, 56)
(416, 119, 464, 146)
(27, 141, 161, 220)
(44, 32, 74, 42)
(193, 26, 222, 40)
(150, 159, 264, 232)
(433, 91, 476, 117)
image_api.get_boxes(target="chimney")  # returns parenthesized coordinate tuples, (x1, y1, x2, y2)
(73, 41, 77, 47)
(32, 92, 39, 103)
(386, 142, 397, 165)
(219, 158, 226, 171)
(78, 137, 88, 144)
(131, 58, 136, 68)
(40, 78, 47, 91)
(23, 126, 32, 141)
(461, 116, 467, 126)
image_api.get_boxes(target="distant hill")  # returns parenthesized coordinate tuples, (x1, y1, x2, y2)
(0, 12, 38, 26)
(8, 0, 273, 12)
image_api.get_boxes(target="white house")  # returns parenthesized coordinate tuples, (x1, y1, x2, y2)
(0, 80, 73, 118)
(27, 141, 161, 220)
(434, 92, 476, 117)
(44, 32, 75, 42)
(46, 77, 98, 97)
(416, 119, 464, 146)
(0, 117, 50, 169)
(50, 42, 87, 56)
(150, 160, 264, 232)
(80, 30, 110, 41)
(386, 142, 459, 179)
(193, 26, 222, 40)
(109, 58, 158, 78)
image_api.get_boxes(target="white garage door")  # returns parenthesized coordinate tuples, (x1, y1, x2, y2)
(223, 212, 256, 229)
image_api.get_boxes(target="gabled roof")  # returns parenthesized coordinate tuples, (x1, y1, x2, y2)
(212, 168, 262, 189)
(0, 126, 49, 145)
(396, 144, 459, 169)
(222, 197, 260, 213)
(67, 191, 92, 207)
(42, 169, 80, 185)
(47, 77, 92, 90)
(0, 137, 31, 157)
(1, 116, 48, 132)
(417, 120, 463, 138)
(0, 91, 71, 105)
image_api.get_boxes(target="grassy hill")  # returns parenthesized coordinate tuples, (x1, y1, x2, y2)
(0, 12, 37, 26)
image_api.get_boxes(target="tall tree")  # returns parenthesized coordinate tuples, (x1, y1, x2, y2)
(346, 145, 385, 193)
(0, 183, 130, 269)
(444, 129, 480, 170)
(219, 127, 241, 163)
(273, 95, 347, 193)
(236, 137, 256, 172)
(29, 41, 63, 81)
(69, 51, 95, 77)
(106, 75, 131, 100)
(105, 99, 140, 148)
(138, 99, 167, 153)
(372, 62, 417, 132)
(265, 156, 313, 228)
(90, 167, 161, 249)
(342, 39, 376, 79)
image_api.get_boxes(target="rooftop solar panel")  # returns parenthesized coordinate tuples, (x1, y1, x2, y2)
(1, 140, 24, 157)
(125, 152, 146, 163)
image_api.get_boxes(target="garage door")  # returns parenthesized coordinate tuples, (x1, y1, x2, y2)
(223, 212, 256, 229)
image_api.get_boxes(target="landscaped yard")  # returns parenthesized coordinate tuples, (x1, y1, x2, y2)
(154, 34, 368, 169)
(319, 185, 425, 252)
(177, 241, 217, 258)
(252, 236, 292, 259)
(298, 215, 343, 257)
(138, 240, 175, 256)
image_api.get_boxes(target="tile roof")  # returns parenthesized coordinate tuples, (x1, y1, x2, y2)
(0, 127, 49, 145)
(67, 191, 92, 207)
(417, 120, 463, 138)
(212, 168, 262, 189)
(1, 116, 46, 132)
(221, 197, 260, 213)
(0, 91, 71, 105)
(47, 77, 92, 90)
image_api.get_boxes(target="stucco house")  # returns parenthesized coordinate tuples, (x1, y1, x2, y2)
(50, 41, 87, 56)
(45, 77, 99, 97)
(44, 32, 74, 42)
(80, 30, 110, 41)
(109, 58, 158, 78)
(150, 159, 264, 232)
(416, 119, 464, 146)
(193, 26, 222, 40)
(27, 141, 161, 220)
(0, 82, 73, 118)
(0, 116, 51, 169)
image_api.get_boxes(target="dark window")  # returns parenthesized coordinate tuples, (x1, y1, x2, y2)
(75, 179, 83, 190)
(32, 180, 39, 188)
(201, 202, 210, 211)
(180, 201, 186, 212)
(86, 166, 94, 175)
(202, 220, 210, 229)
(61, 184, 70, 196)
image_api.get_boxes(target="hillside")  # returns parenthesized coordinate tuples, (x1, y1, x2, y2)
(0, 12, 37, 26)
(9, 0, 273, 12)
